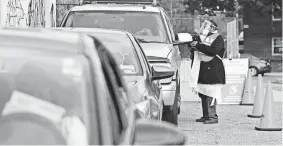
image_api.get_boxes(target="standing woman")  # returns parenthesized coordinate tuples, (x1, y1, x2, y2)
(189, 20, 226, 124)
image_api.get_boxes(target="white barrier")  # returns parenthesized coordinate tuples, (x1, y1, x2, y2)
(220, 58, 249, 104)
(180, 58, 249, 104)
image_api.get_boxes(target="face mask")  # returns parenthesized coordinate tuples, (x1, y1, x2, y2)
(200, 29, 209, 36)
(199, 20, 213, 36)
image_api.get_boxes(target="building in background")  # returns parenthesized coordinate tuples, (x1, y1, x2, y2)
(243, 4, 282, 62)
(0, 0, 56, 28)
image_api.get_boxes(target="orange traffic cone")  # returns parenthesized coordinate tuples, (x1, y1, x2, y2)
(240, 70, 254, 105)
(248, 74, 264, 118)
(255, 82, 282, 131)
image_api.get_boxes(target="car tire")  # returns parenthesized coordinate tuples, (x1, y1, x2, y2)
(249, 67, 258, 76)
(261, 73, 264, 76)
(162, 93, 178, 125)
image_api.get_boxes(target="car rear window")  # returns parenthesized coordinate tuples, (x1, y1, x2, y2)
(0, 49, 91, 126)
(94, 33, 143, 76)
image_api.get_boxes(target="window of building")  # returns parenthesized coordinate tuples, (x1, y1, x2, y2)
(272, 11, 282, 21)
(272, 4, 282, 21)
(272, 37, 282, 56)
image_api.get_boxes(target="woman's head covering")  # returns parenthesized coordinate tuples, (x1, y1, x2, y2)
(209, 20, 218, 30)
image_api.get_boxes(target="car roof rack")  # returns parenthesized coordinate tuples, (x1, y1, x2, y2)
(81, 0, 159, 7)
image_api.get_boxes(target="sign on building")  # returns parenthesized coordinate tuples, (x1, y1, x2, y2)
(226, 19, 239, 58)
(0, 0, 56, 28)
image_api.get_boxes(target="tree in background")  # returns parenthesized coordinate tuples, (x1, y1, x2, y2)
(238, 0, 282, 17)
(158, 0, 187, 30)
(182, 0, 202, 15)
(182, 0, 282, 17)
(183, 0, 236, 16)
(158, 0, 186, 17)
(56, 0, 80, 26)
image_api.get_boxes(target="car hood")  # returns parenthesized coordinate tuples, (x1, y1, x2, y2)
(139, 43, 172, 58)
(124, 76, 146, 104)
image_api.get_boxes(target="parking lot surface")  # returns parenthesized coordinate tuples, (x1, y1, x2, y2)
(178, 101, 282, 145)
(179, 60, 282, 145)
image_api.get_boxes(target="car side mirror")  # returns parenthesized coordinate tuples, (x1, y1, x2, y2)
(151, 65, 174, 81)
(134, 119, 187, 145)
(174, 33, 193, 46)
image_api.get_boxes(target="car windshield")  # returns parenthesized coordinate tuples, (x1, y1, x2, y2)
(95, 33, 143, 76)
(0, 49, 90, 127)
(63, 11, 169, 43)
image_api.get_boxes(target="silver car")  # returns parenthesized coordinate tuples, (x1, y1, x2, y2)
(240, 54, 272, 76)
(60, 0, 190, 125)
(51, 27, 175, 121)
(0, 28, 187, 145)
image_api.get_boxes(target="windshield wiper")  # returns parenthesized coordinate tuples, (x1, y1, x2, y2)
(136, 38, 165, 44)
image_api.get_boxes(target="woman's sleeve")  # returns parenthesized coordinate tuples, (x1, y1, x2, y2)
(195, 35, 224, 56)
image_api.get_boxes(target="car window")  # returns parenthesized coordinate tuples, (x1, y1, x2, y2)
(106, 52, 131, 117)
(64, 13, 75, 27)
(163, 12, 175, 41)
(94, 33, 143, 76)
(99, 51, 123, 144)
(94, 39, 130, 144)
(0, 49, 92, 143)
(105, 90, 120, 144)
(0, 52, 89, 119)
(63, 11, 169, 43)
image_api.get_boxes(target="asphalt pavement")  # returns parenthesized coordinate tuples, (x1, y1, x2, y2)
(253, 73, 282, 91)
(178, 101, 282, 145)
(179, 60, 282, 145)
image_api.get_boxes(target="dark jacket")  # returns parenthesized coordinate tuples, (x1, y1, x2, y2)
(190, 33, 226, 84)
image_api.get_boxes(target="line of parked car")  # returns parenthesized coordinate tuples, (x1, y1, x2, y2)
(59, 0, 194, 124)
(0, 0, 196, 145)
